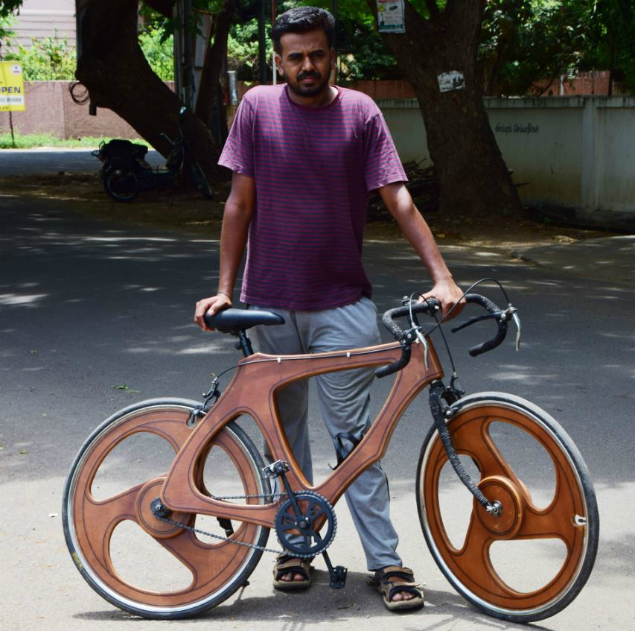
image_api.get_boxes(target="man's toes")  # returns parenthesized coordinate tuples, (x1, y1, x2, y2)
(391, 590, 413, 602)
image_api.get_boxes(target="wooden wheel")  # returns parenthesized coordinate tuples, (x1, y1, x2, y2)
(63, 399, 269, 619)
(417, 393, 598, 623)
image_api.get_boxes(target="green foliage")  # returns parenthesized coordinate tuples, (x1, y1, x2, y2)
(1, 23, 175, 81)
(580, 0, 635, 92)
(228, 20, 260, 80)
(336, 15, 402, 81)
(0, 0, 22, 19)
(0, 14, 15, 45)
(480, 0, 635, 95)
(0, 131, 149, 149)
(139, 25, 175, 80)
(3, 34, 76, 80)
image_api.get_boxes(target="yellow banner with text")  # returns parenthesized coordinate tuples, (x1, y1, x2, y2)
(0, 61, 26, 111)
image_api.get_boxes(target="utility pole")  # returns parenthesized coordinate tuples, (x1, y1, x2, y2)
(258, 0, 267, 84)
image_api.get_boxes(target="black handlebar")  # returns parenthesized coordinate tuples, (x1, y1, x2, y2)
(460, 294, 508, 357)
(380, 299, 441, 340)
(375, 300, 440, 378)
(376, 293, 512, 378)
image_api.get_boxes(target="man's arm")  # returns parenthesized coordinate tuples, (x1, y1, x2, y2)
(194, 172, 256, 330)
(379, 181, 464, 318)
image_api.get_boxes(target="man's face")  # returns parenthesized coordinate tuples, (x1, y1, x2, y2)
(276, 29, 334, 100)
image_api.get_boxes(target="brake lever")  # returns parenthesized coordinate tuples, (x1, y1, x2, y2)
(413, 327, 430, 370)
(511, 311, 522, 351)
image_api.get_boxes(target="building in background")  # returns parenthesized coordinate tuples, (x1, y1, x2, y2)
(11, 0, 75, 48)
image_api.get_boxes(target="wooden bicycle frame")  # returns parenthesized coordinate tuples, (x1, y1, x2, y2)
(161, 338, 444, 527)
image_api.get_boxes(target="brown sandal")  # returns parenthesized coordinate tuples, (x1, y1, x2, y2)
(273, 555, 312, 591)
(368, 566, 424, 611)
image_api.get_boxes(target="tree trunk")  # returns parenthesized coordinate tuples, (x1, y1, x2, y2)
(75, 0, 225, 181)
(369, 0, 521, 217)
(195, 0, 234, 141)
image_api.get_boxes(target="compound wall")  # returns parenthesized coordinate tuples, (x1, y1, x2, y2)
(380, 96, 635, 228)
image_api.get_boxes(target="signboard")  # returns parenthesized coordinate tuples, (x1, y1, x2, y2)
(0, 61, 26, 111)
(438, 71, 465, 93)
(377, 0, 405, 33)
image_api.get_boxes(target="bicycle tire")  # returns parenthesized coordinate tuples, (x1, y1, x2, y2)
(189, 162, 214, 199)
(62, 398, 270, 619)
(104, 168, 138, 202)
(417, 392, 598, 623)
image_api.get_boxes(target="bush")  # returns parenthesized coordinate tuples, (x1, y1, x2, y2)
(4, 34, 76, 80)
(138, 25, 174, 81)
(2, 26, 174, 81)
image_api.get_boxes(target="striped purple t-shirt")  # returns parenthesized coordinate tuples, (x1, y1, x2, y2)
(219, 84, 407, 311)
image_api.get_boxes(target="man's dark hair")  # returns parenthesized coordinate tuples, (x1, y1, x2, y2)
(272, 6, 335, 54)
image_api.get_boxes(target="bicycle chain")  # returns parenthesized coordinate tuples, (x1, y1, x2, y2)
(155, 491, 290, 556)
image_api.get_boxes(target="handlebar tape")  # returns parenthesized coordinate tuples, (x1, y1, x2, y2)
(375, 300, 440, 378)
(463, 294, 508, 357)
(380, 300, 441, 341)
(375, 344, 411, 379)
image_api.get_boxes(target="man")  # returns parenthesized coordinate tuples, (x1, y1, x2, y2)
(194, 6, 464, 612)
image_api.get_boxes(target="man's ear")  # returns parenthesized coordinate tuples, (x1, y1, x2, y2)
(329, 47, 336, 70)
(275, 53, 283, 74)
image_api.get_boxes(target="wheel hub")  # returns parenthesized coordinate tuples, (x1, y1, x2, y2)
(476, 476, 524, 538)
(135, 478, 189, 539)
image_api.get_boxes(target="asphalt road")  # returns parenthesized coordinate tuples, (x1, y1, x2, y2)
(0, 147, 162, 177)
(1, 193, 633, 631)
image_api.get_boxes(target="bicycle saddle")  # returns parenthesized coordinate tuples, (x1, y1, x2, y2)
(204, 308, 285, 334)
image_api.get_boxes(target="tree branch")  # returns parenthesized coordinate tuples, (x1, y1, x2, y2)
(143, 0, 176, 19)
(424, 0, 440, 20)
(366, 0, 430, 39)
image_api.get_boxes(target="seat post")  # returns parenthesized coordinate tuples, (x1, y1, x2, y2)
(237, 330, 254, 357)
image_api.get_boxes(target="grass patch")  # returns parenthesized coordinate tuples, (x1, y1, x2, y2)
(0, 132, 149, 150)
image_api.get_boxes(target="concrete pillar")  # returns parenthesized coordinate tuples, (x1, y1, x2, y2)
(580, 97, 603, 216)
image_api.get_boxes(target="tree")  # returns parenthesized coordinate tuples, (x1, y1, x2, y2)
(73, 0, 232, 181)
(480, 0, 635, 96)
(363, 0, 522, 217)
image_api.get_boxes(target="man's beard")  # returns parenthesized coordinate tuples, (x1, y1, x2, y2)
(285, 70, 331, 98)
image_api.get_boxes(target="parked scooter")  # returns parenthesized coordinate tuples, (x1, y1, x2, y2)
(92, 107, 214, 202)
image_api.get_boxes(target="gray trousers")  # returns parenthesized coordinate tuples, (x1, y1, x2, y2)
(254, 297, 402, 571)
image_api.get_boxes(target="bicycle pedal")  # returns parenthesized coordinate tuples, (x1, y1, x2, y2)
(329, 565, 347, 589)
(262, 460, 290, 478)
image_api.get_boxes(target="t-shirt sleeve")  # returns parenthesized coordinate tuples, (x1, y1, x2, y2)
(363, 111, 408, 192)
(218, 97, 255, 177)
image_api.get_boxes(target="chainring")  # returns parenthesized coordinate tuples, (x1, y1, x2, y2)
(274, 490, 337, 558)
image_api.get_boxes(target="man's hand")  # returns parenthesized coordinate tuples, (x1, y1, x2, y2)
(421, 278, 465, 321)
(194, 293, 232, 331)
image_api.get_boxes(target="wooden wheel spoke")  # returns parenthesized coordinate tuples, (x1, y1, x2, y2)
(82, 484, 144, 558)
(458, 515, 518, 599)
(155, 529, 226, 588)
(456, 418, 513, 481)
(518, 469, 578, 543)
(458, 514, 491, 566)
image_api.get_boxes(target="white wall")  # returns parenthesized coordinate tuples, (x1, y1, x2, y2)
(11, 0, 75, 48)
(378, 96, 635, 228)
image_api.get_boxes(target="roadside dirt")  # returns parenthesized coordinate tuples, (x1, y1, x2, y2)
(0, 171, 618, 249)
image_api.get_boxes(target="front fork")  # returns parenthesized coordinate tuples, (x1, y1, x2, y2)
(429, 380, 503, 516)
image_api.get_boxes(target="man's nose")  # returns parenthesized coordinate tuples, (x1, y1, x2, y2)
(301, 55, 315, 72)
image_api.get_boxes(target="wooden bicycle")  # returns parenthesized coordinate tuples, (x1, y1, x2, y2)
(63, 293, 598, 622)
